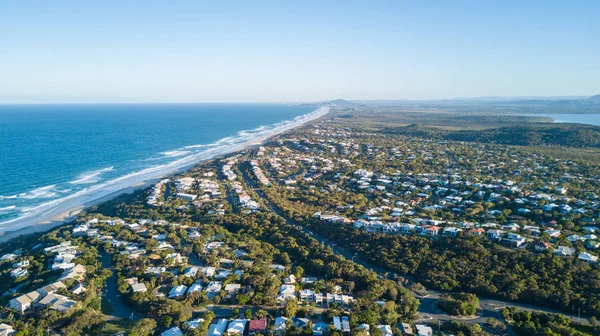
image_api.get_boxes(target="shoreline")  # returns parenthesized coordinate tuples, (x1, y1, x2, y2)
(0, 106, 330, 243)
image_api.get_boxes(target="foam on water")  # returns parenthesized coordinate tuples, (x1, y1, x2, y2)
(70, 167, 114, 184)
(161, 150, 192, 157)
(0, 106, 330, 232)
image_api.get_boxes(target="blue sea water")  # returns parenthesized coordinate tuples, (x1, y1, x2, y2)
(532, 114, 600, 127)
(0, 103, 320, 230)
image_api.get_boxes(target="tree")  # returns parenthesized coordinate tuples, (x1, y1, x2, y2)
(244, 309, 253, 319)
(128, 318, 157, 336)
(161, 316, 173, 328)
(256, 309, 269, 319)
(283, 300, 298, 317)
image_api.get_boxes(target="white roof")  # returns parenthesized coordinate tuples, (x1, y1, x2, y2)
(208, 319, 228, 336)
(227, 319, 248, 335)
(161, 327, 184, 336)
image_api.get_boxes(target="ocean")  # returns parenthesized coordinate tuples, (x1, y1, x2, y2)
(0, 103, 326, 233)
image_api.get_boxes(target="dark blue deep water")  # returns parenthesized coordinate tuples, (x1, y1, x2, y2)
(0, 103, 318, 228)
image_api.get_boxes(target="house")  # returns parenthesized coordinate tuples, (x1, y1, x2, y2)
(187, 283, 203, 295)
(299, 289, 315, 303)
(200, 266, 217, 277)
(357, 324, 370, 335)
(176, 193, 197, 202)
(59, 264, 86, 281)
(284, 274, 297, 284)
(532, 241, 552, 252)
(326, 293, 354, 306)
(468, 228, 485, 236)
(10, 268, 27, 278)
(226, 319, 248, 335)
(399, 322, 413, 335)
(442, 227, 462, 237)
(277, 284, 296, 302)
(501, 223, 520, 232)
(161, 327, 184, 336)
(205, 281, 222, 299)
(38, 293, 77, 312)
(208, 319, 228, 336)
(342, 316, 351, 333)
(183, 266, 199, 278)
(168, 285, 188, 299)
(70, 283, 86, 295)
(274, 317, 288, 335)
(487, 229, 504, 240)
(504, 233, 526, 248)
(420, 226, 441, 236)
(131, 283, 147, 293)
(8, 291, 41, 313)
(0, 323, 16, 336)
(248, 318, 267, 335)
(215, 269, 232, 279)
(301, 277, 318, 284)
(224, 283, 241, 296)
(568, 235, 585, 242)
(554, 246, 576, 256)
(184, 318, 205, 329)
(399, 223, 416, 234)
(378, 325, 393, 336)
(416, 324, 433, 336)
(146, 266, 167, 275)
(578, 252, 599, 263)
(333, 316, 341, 330)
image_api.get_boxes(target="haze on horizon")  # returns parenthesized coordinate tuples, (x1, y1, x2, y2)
(1, 1, 599, 104)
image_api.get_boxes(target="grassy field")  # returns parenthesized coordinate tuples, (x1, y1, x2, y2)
(101, 318, 134, 335)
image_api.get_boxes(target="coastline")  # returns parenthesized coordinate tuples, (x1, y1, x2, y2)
(0, 106, 330, 242)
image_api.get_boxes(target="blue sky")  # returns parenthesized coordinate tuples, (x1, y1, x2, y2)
(1, 1, 599, 103)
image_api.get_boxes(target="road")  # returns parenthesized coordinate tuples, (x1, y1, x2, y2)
(100, 250, 140, 321)
(238, 161, 591, 328)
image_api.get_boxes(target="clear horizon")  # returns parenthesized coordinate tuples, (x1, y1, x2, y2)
(1, 1, 599, 103)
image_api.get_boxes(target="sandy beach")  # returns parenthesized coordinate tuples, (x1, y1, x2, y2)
(0, 181, 155, 242)
(0, 107, 330, 242)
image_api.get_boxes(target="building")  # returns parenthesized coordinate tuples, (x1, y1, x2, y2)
(8, 291, 41, 313)
(399, 322, 413, 335)
(378, 325, 393, 336)
(277, 284, 296, 302)
(578, 252, 599, 263)
(161, 327, 184, 336)
(38, 293, 76, 312)
(131, 283, 147, 293)
(168, 285, 188, 299)
(205, 281, 223, 299)
(208, 319, 228, 336)
(176, 193, 197, 202)
(187, 283, 203, 295)
(226, 319, 248, 335)
(248, 318, 267, 335)
(416, 324, 433, 336)
(0, 323, 16, 336)
(274, 317, 288, 335)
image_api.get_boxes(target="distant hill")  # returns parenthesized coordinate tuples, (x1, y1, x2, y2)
(503, 95, 600, 107)
(324, 99, 361, 108)
(385, 123, 600, 148)
(585, 94, 600, 104)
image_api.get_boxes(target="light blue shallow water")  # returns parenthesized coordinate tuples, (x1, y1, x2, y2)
(0, 103, 318, 227)
(534, 113, 600, 127)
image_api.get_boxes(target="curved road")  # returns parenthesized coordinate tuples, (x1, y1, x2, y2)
(101, 250, 140, 321)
